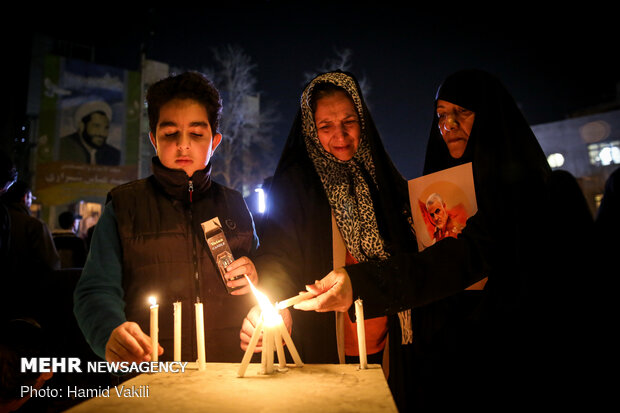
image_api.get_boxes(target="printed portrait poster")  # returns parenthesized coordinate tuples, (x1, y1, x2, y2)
(408, 163, 477, 252)
(35, 55, 141, 207)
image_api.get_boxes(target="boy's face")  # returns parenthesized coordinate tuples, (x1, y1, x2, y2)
(149, 98, 222, 178)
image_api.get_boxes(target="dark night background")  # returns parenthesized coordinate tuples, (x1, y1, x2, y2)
(4, 3, 618, 180)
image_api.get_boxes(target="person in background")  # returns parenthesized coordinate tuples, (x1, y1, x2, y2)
(2, 180, 35, 209)
(0, 150, 18, 260)
(54, 210, 82, 235)
(52, 211, 87, 268)
(1, 177, 60, 323)
(240, 71, 417, 410)
(592, 166, 618, 393)
(595, 166, 619, 257)
(74, 72, 259, 365)
(79, 210, 99, 239)
(296, 69, 591, 410)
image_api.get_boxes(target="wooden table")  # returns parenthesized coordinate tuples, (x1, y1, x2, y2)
(65, 363, 398, 412)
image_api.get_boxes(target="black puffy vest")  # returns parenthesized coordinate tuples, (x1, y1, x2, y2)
(109, 159, 257, 362)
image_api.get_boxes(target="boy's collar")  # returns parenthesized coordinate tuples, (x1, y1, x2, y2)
(151, 157, 212, 202)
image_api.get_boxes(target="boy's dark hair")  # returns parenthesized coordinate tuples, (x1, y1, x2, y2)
(146, 71, 223, 135)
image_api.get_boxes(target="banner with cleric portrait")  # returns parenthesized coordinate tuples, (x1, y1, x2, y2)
(34, 55, 141, 224)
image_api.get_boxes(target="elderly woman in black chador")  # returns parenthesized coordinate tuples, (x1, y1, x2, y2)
(296, 69, 586, 409)
(240, 71, 417, 406)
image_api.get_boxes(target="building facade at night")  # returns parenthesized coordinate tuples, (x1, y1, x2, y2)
(532, 105, 620, 217)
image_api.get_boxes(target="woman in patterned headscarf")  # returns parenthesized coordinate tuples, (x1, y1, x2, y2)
(241, 71, 416, 408)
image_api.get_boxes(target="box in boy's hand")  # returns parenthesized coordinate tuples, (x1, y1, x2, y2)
(201, 217, 238, 294)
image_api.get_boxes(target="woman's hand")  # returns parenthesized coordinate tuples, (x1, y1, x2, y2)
(293, 267, 353, 313)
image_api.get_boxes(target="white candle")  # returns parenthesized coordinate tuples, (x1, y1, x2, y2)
(149, 296, 159, 363)
(355, 299, 367, 369)
(275, 291, 316, 310)
(174, 301, 182, 362)
(238, 318, 264, 377)
(266, 326, 274, 373)
(260, 322, 266, 372)
(261, 322, 274, 374)
(274, 326, 286, 368)
(195, 302, 206, 371)
(278, 320, 303, 366)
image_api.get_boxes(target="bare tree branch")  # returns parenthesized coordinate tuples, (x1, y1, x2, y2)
(303, 47, 372, 102)
(172, 45, 278, 196)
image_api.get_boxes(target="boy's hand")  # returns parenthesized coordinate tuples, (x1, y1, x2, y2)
(225, 256, 258, 295)
(240, 305, 263, 352)
(105, 321, 163, 363)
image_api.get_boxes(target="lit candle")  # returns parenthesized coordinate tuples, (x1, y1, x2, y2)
(195, 301, 206, 371)
(355, 298, 367, 369)
(174, 301, 182, 362)
(275, 291, 316, 310)
(149, 296, 159, 363)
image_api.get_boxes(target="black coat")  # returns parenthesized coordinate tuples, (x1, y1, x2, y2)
(0, 201, 60, 323)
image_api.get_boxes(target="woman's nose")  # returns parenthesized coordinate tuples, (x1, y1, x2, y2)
(442, 114, 458, 131)
(334, 124, 348, 140)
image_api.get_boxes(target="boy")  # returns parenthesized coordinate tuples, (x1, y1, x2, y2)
(74, 72, 259, 364)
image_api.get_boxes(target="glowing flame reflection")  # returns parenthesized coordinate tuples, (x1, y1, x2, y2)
(244, 275, 281, 327)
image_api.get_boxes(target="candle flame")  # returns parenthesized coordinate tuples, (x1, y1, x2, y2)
(244, 275, 281, 327)
(148, 296, 157, 306)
